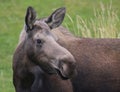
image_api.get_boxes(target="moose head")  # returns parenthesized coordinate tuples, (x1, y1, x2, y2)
(24, 6, 76, 79)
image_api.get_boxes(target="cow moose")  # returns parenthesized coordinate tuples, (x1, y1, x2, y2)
(13, 7, 76, 92)
(13, 6, 120, 92)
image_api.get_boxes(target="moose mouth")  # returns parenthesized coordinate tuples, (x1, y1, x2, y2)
(48, 60, 75, 80)
(55, 68, 69, 80)
(40, 64, 69, 80)
(46, 67, 70, 80)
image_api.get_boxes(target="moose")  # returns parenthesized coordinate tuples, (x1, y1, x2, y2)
(13, 6, 120, 92)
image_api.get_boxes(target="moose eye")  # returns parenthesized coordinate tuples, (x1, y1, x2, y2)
(36, 39, 43, 47)
(37, 39, 42, 44)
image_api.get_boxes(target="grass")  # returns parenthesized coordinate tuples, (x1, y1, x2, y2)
(0, 0, 120, 92)
(65, 1, 120, 38)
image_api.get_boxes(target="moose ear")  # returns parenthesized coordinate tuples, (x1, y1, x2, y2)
(46, 7, 66, 29)
(25, 6, 36, 32)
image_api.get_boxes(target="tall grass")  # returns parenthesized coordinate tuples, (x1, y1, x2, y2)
(65, 2, 120, 38)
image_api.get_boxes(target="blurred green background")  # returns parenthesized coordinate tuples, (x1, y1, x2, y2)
(0, 0, 120, 92)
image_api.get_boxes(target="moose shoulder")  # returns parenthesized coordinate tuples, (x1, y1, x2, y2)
(13, 7, 76, 92)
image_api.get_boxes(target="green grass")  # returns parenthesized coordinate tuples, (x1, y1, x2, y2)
(0, 0, 120, 92)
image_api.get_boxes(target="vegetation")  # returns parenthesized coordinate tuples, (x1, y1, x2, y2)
(0, 0, 120, 92)
(66, 1, 120, 38)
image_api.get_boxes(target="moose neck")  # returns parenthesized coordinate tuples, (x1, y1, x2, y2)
(52, 26, 79, 50)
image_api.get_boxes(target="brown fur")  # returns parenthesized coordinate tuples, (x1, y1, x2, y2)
(52, 27, 120, 92)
